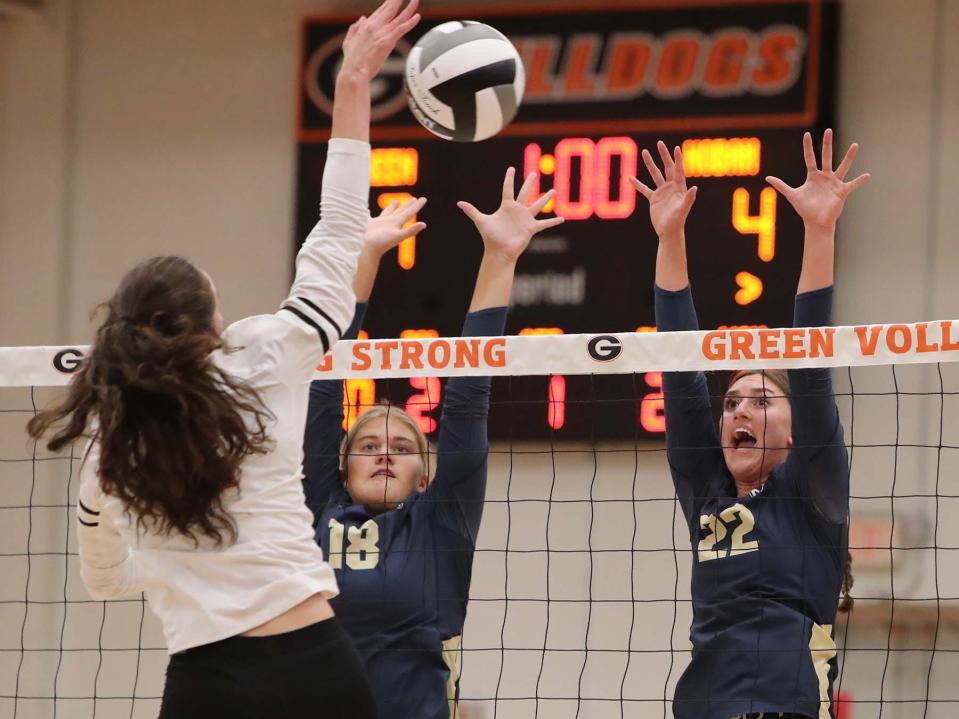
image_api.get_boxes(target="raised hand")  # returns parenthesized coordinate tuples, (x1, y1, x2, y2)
(766, 129, 870, 231)
(332, 1, 419, 141)
(630, 141, 698, 241)
(340, 0, 421, 82)
(457, 168, 565, 262)
(364, 197, 427, 258)
(352, 197, 427, 302)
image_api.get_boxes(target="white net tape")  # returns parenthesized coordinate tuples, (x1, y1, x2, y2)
(2, 319, 958, 386)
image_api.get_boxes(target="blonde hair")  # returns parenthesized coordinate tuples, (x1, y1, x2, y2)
(339, 403, 432, 479)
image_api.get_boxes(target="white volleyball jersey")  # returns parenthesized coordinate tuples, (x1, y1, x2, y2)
(74, 138, 370, 655)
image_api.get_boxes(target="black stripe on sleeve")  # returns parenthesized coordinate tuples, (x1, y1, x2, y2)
(280, 305, 330, 354)
(78, 498, 100, 516)
(296, 297, 343, 340)
(77, 517, 99, 528)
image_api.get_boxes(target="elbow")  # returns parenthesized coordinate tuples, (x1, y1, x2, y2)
(84, 585, 118, 602)
(81, 566, 134, 601)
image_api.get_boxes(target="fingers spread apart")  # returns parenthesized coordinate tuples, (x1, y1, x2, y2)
(629, 176, 654, 199)
(516, 172, 537, 206)
(501, 167, 516, 202)
(397, 196, 426, 220)
(641, 149, 665, 187)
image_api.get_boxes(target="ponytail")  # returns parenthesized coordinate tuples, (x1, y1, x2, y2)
(838, 551, 855, 613)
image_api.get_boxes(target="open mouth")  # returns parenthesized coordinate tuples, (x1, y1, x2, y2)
(732, 427, 757, 450)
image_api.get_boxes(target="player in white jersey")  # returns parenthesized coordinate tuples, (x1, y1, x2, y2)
(27, 2, 420, 716)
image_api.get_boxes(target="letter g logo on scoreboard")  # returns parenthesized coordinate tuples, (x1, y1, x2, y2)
(587, 335, 622, 362)
(304, 34, 411, 122)
(53, 348, 85, 374)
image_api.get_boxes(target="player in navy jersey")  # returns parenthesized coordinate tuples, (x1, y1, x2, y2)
(303, 169, 564, 719)
(630, 129, 869, 719)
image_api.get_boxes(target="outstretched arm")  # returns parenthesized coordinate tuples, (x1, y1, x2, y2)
(632, 143, 721, 524)
(766, 129, 870, 294)
(330, 0, 420, 143)
(457, 167, 564, 310)
(303, 198, 427, 523)
(768, 129, 869, 523)
(432, 169, 564, 542)
(303, 307, 366, 524)
(630, 141, 698, 293)
(352, 196, 427, 302)
(282, 1, 420, 375)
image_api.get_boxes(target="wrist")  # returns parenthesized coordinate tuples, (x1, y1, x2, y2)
(480, 246, 521, 267)
(335, 70, 369, 93)
(658, 229, 686, 246)
(360, 243, 388, 262)
(804, 222, 837, 242)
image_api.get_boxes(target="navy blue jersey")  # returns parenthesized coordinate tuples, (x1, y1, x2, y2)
(303, 304, 506, 719)
(656, 285, 849, 719)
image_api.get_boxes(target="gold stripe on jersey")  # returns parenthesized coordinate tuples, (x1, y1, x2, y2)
(443, 635, 463, 718)
(809, 622, 836, 719)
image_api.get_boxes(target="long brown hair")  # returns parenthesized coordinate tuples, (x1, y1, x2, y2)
(726, 368, 855, 612)
(27, 256, 271, 545)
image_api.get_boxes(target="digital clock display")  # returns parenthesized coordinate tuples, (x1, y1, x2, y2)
(295, 0, 837, 441)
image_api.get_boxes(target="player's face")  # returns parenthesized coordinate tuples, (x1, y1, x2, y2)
(344, 416, 428, 514)
(720, 374, 792, 488)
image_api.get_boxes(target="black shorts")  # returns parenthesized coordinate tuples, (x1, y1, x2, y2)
(158, 617, 376, 719)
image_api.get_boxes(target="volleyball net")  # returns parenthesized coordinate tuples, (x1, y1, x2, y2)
(2, 319, 958, 719)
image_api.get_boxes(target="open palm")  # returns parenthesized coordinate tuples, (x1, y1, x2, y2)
(766, 129, 870, 231)
(364, 196, 427, 256)
(630, 141, 698, 239)
(457, 168, 565, 261)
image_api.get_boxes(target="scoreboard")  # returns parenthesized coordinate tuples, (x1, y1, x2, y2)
(295, 0, 838, 440)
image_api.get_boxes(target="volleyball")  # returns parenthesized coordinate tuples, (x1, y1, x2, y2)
(404, 21, 525, 142)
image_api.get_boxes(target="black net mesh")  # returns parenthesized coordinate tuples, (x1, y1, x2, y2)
(2, 358, 959, 719)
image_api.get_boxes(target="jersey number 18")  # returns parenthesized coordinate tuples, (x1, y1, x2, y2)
(327, 518, 380, 570)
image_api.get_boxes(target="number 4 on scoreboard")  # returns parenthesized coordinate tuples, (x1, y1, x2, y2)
(732, 187, 777, 262)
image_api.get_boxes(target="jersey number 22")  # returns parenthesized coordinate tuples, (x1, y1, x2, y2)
(698, 503, 759, 563)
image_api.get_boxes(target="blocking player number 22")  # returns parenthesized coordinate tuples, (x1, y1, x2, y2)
(698, 503, 759, 563)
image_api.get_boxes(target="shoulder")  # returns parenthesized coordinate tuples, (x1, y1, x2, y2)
(215, 314, 317, 379)
(221, 313, 311, 347)
(770, 464, 846, 525)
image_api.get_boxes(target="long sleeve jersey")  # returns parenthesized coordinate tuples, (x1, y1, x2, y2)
(656, 284, 849, 719)
(303, 304, 507, 719)
(74, 138, 370, 654)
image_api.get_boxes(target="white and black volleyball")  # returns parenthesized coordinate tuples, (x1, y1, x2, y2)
(404, 21, 526, 142)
